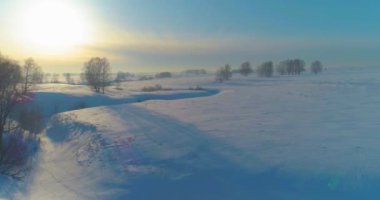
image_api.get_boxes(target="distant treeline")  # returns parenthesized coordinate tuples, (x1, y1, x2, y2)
(216, 59, 323, 81)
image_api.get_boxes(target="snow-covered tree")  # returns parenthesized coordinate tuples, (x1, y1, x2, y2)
(22, 58, 43, 93)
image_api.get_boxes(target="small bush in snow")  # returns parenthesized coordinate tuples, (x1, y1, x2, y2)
(139, 75, 154, 81)
(142, 84, 172, 92)
(0, 134, 34, 180)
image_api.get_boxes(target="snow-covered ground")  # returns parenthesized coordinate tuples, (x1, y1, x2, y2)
(3, 68, 380, 199)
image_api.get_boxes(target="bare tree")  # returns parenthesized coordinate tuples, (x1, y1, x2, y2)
(215, 64, 232, 82)
(22, 58, 42, 93)
(276, 60, 287, 75)
(0, 54, 22, 149)
(83, 57, 111, 93)
(239, 61, 253, 76)
(293, 59, 305, 75)
(277, 59, 306, 75)
(257, 61, 273, 77)
(100, 59, 111, 93)
(286, 60, 295, 75)
(0, 54, 37, 180)
(311, 60, 323, 74)
(0, 134, 31, 180)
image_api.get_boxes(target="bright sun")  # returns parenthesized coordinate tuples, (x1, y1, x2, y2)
(17, 0, 91, 53)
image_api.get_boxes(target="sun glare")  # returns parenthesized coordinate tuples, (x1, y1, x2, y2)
(16, 0, 91, 53)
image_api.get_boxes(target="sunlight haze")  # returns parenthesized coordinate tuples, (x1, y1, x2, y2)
(1, 0, 380, 72)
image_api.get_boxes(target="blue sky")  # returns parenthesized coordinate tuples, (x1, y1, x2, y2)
(89, 0, 378, 36)
(2, 0, 380, 72)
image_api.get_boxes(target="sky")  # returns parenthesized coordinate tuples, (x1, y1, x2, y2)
(1, 0, 380, 73)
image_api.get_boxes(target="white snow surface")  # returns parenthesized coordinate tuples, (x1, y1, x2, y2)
(3, 68, 380, 199)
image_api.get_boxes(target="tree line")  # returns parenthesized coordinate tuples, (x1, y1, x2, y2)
(216, 59, 323, 81)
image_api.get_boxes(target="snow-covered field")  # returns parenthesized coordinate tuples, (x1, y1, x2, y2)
(3, 68, 380, 199)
